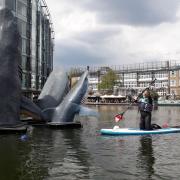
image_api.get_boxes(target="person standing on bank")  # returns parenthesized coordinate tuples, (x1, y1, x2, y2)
(137, 90, 153, 130)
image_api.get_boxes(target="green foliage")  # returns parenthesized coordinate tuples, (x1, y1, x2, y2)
(150, 90, 159, 100)
(98, 70, 119, 90)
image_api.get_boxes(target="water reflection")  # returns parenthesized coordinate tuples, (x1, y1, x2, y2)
(137, 136, 155, 180)
(0, 133, 49, 180)
(0, 127, 93, 180)
(30, 127, 93, 179)
(1, 106, 180, 179)
(0, 135, 23, 180)
(36, 128, 94, 180)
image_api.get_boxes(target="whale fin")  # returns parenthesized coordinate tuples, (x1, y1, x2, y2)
(50, 69, 89, 124)
(79, 106, 99, 117)
(37, 69, 70, 110)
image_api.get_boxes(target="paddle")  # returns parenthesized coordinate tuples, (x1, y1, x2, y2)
(114, 78, 156, 122)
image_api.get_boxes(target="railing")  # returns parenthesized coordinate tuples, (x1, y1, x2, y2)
(69, 60, 180, 76)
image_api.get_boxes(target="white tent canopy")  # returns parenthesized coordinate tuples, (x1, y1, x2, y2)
(100, 95, 126, 98)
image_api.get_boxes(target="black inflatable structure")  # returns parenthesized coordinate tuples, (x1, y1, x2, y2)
(0, 8, 27, 133)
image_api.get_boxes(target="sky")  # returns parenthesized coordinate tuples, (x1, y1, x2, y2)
(46, 0, 180, 68)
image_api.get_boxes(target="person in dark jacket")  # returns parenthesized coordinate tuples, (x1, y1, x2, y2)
(138, 90, 153, 130)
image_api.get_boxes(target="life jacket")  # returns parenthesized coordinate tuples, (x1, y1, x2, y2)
(138, 97, 153, 112)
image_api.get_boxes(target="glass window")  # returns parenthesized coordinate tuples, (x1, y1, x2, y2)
(170, 71, 176, 77)
(5, 0, 16, 11)
(17, 1, 27, 17)
(22, 0, 27, 3)
(31, 74, 36, 89)
(22, 72, 31, 88)
(31, 59, 36, 73)
(22, 38, 26, 53)
(0, 0, 5, 9)
(22, 73, 26, 88)
(21, 56, 27, 70)
(18, 20, 26, 36)
(26, 57, 31, 71)
(31, 41, 36, 57)
(22, 21, 26, 36)
(26, 39, 30, 55)
(170, 80, 176, 87)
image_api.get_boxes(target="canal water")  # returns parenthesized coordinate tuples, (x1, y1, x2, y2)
(1, 106, 180, 180)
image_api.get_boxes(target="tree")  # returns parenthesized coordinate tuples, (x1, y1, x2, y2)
(150, 89, 159, 101)
(98, 69, 119, 92)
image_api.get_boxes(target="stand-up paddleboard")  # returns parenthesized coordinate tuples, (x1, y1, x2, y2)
(100, 126, 180, 136)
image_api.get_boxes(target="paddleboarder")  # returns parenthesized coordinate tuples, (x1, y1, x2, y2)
(137, 90, 153, 130)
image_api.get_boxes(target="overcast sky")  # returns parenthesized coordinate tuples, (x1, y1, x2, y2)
(46, 0, 180, 68)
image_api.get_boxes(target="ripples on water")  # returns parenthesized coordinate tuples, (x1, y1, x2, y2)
(1, 106, 180, 179)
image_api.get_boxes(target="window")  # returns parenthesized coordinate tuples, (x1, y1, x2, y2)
(171, 90, 176, 95)
(22, 72, 30, 88)
(31, 59, 36, 73)
(17, 1, 27, 17)
(22, 38, 26, 54)
(31, 40, 36, 57)
(31, 74, 36, 89)
(170, 80, 176, 87)
(22, 73, 26, 88)
(170, 71, 176, 77)
(0, 0, 5, 9)
(5, 0, 16, 11)
(18, 20, 26, 36)
(21, 56, 27, 69)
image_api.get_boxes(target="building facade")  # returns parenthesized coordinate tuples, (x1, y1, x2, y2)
(116, 61, 180, 96)
(169, 70, 180, 96)
(1, 0, 54, 98)
(71, 60, 180, 97)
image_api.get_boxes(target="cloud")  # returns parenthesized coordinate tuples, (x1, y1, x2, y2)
(54, 39, 109, 68)
(46, 0, 180, 68)
(53, 25, 126, 67)
(80, 0, 180, 26)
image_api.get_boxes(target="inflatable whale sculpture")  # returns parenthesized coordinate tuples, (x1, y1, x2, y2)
(24, 67, 94, 128)
(0, 8, 96, 131)
(20, 69, 70, 122)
